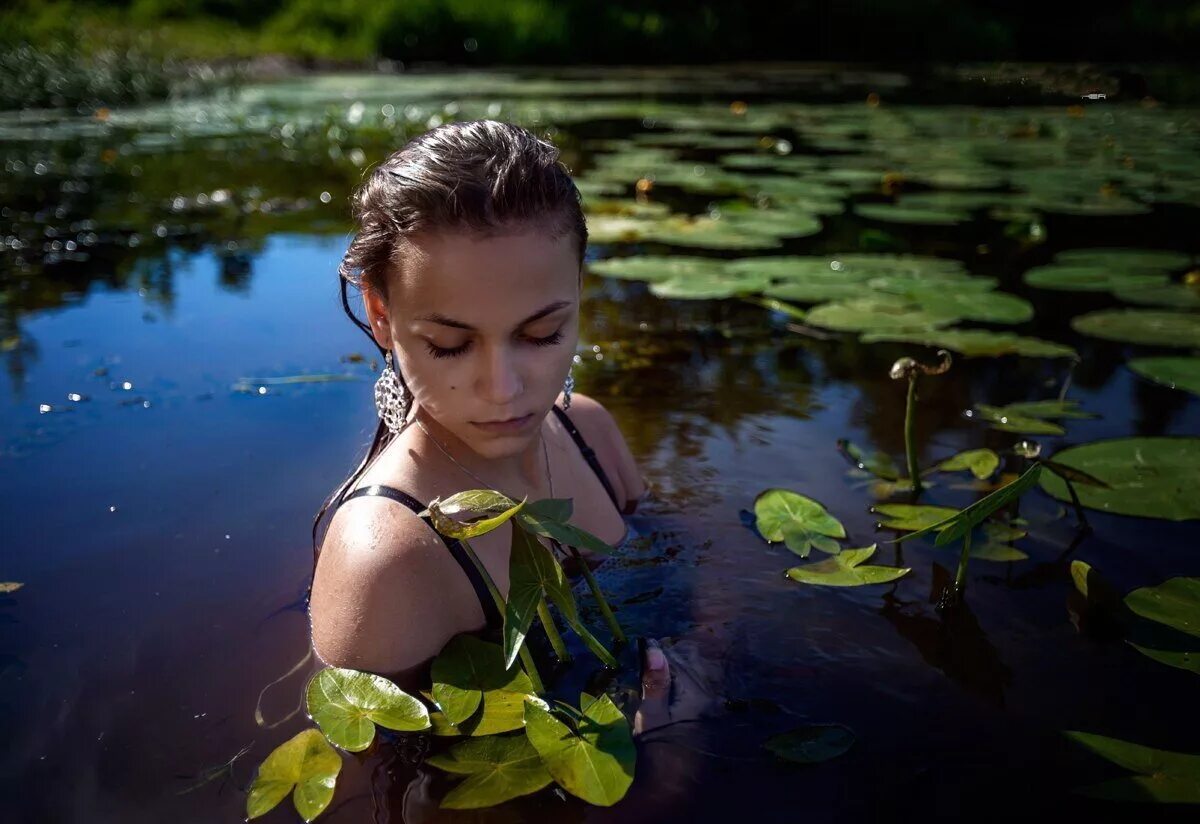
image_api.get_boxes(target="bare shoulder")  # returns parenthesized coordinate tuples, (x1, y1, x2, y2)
(309, 496, 481, 675)
(559, 393, 646, 506)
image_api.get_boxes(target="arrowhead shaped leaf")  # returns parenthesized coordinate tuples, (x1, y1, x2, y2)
(755, 489, 845, 558)
(426, 734, 554, 809)
(246, 729, 341, 822)
(764, 723, 856, 763)
(524, 694, 635, 807)
(786, 544, 910, 586)
(934, 448, 1000, 479)
(1066, 732, 1200, 802)
(428, 493, 525, 540)
(896, 463, 1042, 547)
(1125, 577, 1200, 640)
(305, 668, 430, 752)
(432, 635, 535, 730)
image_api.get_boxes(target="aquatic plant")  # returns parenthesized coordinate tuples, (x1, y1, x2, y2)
(889, 349, 952, 496)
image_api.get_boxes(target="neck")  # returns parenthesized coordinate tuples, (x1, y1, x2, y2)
(414, 407, 547, 492)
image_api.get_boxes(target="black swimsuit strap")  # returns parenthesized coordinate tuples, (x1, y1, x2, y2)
(550, 404, 622, 511)
(339, 484, 503, 631)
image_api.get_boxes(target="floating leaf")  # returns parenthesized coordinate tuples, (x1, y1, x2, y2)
(873, 503, 958, 531)
(934, 448, 1001, 479)
(837, 439, 900, 481)
(897, 464, 1043, 547)
(426, 734, 554, 809)
(305, 668, 429, 752)
(1023, 265, 1169, 293)
(246, 729, 341, 822)
(0, 582, 23, 594)
(1065, 732, 1200, 803)
(872, 285, 1034, 325)
(863, 329, 1077, 359)
(855, 202, 971, 225)
(969, 399, 1095, 435)
(1038, 437, 1200, 521)
(786, 544, 910, 587)
(432, 635, 536, 732)
(1129, 645, 1200, 676)
(764, 723, 856, 764)
(807, 297, 955, 334)
(587, 255, 728, 283)
(754, 489, 846, 558)
(1114, 283, 1200, 310)
(523, 693, 635, 807)
(1126, 578, 1200, 640)
(1053, 248, 1193, 271)
(1072, 310, 1200, 348)
(1129, 357, 1200, 396)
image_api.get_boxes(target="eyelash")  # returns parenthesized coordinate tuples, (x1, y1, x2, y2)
(424, 330, 564, 360)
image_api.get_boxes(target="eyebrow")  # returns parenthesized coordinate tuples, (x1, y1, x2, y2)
(414, 301, 572, 331)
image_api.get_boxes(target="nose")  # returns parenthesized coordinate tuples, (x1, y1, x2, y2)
(477, 342, 523, 406)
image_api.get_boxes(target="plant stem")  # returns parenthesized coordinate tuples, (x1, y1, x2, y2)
(954, 529, 972, 594)
(569, 547, 627, 646)
(537, 599, 572, 663)
(1062, 475, 1091, 532)
(904, 375, 923, 495)
(459, 538, 545, 693)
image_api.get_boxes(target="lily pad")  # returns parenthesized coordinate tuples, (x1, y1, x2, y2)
(1072, 310, 1200, 348)
(754, 488, 846, 558)
(640, 215, 785, 250)
(523, 693, 635, 807)
(933, 448, 1001, 479)
(837, 439, 900, 481)
(1038, 437, 1200, 521)
(1023, 265, 1169, 293)
(969, 399, 1094, 434)
(431, 635, 537, 732)
(426, 734, 554, 809)
(1054, 248, 1193, 271)
(305, 668, 430, 752)
(1114, 283, 1200, 310)
(764, 723, 856, 764)
(246, 729, 341, 823)
(807, 297, 955, 334)
(1129, 357, 1200, 396)
(872, 284, 1034, 325)
(873, 504, 959, 531)
(587, 255, 727, 283)
(1126, 578, 1200, 640)
(786, 544, 910, 587)
(855, 202, 971, 225)
(862, 329, 1077, 359)
(1065, 731, 1200, 803)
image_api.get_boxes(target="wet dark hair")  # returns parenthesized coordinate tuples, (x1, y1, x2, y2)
(311, 120, 588, 558)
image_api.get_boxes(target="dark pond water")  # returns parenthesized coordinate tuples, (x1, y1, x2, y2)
(2, 65, 1199, 823)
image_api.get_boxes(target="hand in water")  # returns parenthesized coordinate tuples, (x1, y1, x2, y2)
(633, 637, 715, 735)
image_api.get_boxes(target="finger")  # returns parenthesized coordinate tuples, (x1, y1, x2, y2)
(641, 639, 671, 698)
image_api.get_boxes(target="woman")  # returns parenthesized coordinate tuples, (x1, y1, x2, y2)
(309, 120, 661, 688)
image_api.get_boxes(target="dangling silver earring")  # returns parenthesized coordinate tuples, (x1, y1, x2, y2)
(562, 363, 575, 410)
(374, 351, 411, 434)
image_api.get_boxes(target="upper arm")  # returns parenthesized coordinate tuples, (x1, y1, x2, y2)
(562, 394, 646, 508)
(309, 500, 481, 675)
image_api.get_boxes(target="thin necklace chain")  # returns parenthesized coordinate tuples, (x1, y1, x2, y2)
(415, 416, 555, 499)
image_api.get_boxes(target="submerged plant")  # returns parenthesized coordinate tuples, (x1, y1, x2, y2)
(889, 349, 952, 496)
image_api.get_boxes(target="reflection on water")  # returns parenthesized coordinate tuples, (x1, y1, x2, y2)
(2, 65, 1200, 822)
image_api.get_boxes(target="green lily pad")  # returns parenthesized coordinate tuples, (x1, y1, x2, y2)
(855, 202, 971, 225)
(872, 504, 959, 531)
(431, 636, 536, 731)
(1114, 283, 1200, 309)
(1072, 310, 1200, 348)
(1023, 265, 1169, 293)
(305, 668, 430, 752)
(1054, 248, 1193, 271)
(862, 329, 1077, 359)
(933, 448, 1001, 479)
(426, 734, 554, 809)
(524, 693, 635, 807)
(1065, 731, 1200, 803)
(786, 544, 910, 586)
(764, 723, 856, 764)
(872, 284, 1033, 325)
(1129, 357, 1200, 396)
(641, 215, 785, 250)
(807, 297, 955, 334)
(969, 399, 1095, 434)
(1126, 578, 1200, 640)
(754, 488, 846, 558)
(1129, 645, 1200, 676)
(648, 271, 769, 300)
(246, 729, 341, 822)
(1039, 437, 1200, 521)
(587, 255, 727, 283)
(897, 464, 1043, 547)
(837, 439, 900, 481)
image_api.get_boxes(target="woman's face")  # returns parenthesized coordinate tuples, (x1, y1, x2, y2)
(365, 226, 581, 459)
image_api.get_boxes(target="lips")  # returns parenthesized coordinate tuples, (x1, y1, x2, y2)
(470, 413, 535, 435)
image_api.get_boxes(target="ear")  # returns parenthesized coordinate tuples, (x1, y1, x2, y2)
(362, 284, 394, 351)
